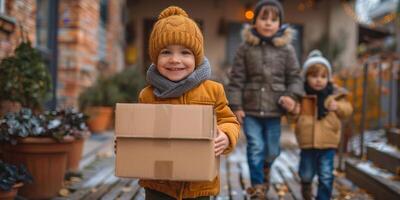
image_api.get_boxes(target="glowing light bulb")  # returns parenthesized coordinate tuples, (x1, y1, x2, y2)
(245, 10, 254, 20)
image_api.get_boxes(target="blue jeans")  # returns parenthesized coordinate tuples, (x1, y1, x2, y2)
(243, 116, 281, 185)
(299, 149, 335, 200)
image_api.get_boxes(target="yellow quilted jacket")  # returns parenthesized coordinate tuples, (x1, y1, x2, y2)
(138, 80, 240, 199)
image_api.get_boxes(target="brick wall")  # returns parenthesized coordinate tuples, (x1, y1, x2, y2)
(105, 0, 125, 74)
(0, 0, 36, 59)
(58, 0, 100, 108)
(1, 0, 126, 109)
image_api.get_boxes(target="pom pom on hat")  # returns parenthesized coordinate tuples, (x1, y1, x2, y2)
(149, 6, 204, 66)
(158, 6, 188, 19)
(302, 50, 332, 80)
(307, 49, 323, 58)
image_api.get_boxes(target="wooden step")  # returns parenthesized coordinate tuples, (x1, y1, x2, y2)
(345, 157, 400, 200)
(367, 143, 400, 175)
(79, 133, 114, 170)
(387, 128, 400, 149)
(348, 130, 386, 157)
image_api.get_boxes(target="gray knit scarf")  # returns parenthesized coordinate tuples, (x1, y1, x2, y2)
(146, 58, 211, 98)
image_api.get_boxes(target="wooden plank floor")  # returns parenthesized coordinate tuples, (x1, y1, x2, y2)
(52, 130, 373, 200)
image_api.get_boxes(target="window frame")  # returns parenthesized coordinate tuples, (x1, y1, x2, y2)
(0, 0, 5, 14)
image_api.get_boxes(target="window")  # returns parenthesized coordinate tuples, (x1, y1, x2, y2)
(35, 0, 59, 110)
(36, 0, 50, 49)
(225, 22, 243, 65)
(98, 0, 108, 61)
(0, 0, 5, 14)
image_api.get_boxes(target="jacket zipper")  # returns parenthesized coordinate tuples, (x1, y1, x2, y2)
(260, 44, 266, 113)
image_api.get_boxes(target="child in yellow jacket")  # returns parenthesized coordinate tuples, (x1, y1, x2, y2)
(137, 6, 240, 200)
(280, 50, 353, 200)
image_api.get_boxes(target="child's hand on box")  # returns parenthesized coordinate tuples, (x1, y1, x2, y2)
(214, 128, 229, 156)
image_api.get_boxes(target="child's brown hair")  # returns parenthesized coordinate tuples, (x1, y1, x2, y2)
(302, 50, 332, 80)
(257, 5, 280, 21)
(305, 63, 329, 78)
(253, 0, 284, 25)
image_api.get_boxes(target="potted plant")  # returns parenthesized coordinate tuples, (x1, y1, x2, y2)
(78, 77, 117, 133)
(78, 67, 144, 133)
(44, 109, 90, 172)
(0, 41, 51, 116)
(0, 41, 51, 162)
(0, 160, 33, 200)
(0, 108, 73, 199)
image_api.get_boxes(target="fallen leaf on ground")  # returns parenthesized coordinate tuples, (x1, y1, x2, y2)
(59, 188, 70, 197)
(122, 186, 132, 192)
(70, 177, 82, 183)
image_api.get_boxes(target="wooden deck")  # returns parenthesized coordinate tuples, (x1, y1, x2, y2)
(50, 129, 373, 200)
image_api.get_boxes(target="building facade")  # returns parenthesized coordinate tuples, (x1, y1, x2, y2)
(127, 0, 358, 83)
(0, 0, 126, 109)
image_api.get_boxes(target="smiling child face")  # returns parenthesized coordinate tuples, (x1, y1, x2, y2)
(156, 45, 196, 82)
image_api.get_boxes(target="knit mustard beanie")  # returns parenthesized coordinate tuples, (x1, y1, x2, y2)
(149, 6, 204, 66)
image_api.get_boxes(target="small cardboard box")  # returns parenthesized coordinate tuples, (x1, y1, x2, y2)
(115, 103, 219, 181)
(301, 96, 317, 117)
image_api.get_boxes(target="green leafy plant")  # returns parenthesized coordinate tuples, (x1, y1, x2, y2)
(0, 41, 51, 109)
(0, 108, 89, 144)
(78, 67, 145, 110)
(44, 109, 90, 140)
(0, 160, 33, 191)
(78, 77, 121, 109)
(0, 108, 45, 145)
(110, 67, 145, 103)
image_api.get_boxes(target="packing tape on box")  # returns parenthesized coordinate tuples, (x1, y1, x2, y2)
(154, 160, 173, 179)
(154, 105, 172, 138)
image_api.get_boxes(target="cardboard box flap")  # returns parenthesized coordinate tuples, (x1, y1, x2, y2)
(301, 96, 316, 116)
(115, 103, 215, 139)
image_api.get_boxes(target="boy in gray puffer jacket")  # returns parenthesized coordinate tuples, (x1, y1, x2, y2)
(227, 0, 303, 199)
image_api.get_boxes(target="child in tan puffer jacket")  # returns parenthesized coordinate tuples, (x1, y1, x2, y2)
(280, 50, 353, 200)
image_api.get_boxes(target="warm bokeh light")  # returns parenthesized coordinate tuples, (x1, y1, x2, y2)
(245, 10, 254, 20)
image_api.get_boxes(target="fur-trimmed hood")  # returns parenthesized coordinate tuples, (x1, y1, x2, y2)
(241, 24, 294, 47)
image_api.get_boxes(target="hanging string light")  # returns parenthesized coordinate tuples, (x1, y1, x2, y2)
(244, 2, 254, 21)
(297, 0, 316, 12)
(245, 9, 254, 20)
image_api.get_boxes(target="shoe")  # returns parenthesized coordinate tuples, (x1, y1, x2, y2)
(263, 165, 271, 191)
(301, 182, 312, 200)
(247, 184, 266, 200)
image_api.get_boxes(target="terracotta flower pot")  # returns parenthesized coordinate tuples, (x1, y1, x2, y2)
(0, 182, 23, 200)
(85, 106, 113, 133)
(67, 137, 85, 172)
(2, 137, 73, 200)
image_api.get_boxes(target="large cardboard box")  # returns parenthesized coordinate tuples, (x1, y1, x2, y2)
(115, 103, 219, 181)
